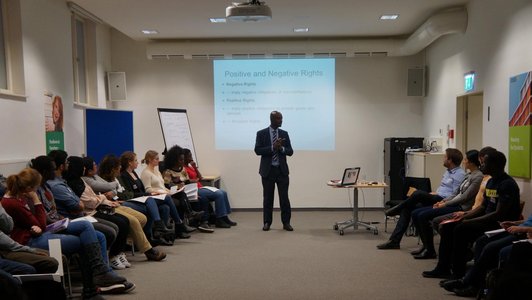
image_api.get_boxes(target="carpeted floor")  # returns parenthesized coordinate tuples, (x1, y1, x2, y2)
(93, 211, 457, 300)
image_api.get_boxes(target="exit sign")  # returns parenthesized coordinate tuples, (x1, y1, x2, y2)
(464, 72, 475, 92)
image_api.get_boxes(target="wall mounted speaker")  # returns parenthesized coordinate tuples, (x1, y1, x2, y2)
(107, 72, 127, 101)
(407, 67, 425, 97)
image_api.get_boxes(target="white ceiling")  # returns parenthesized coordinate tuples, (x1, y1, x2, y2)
(70, 0, 470, 41)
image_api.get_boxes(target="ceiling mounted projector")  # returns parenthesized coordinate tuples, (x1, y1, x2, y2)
(226, 0, 272, 22)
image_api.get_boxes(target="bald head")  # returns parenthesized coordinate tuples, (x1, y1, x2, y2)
(270, 111, 283, 129)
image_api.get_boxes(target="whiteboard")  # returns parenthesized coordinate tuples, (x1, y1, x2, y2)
(157, 108, 197, 165)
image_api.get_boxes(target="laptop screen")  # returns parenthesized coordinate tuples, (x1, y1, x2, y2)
(340, 167, 360, 186)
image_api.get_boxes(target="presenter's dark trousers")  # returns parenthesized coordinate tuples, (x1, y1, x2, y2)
(262, 166, 291, 225)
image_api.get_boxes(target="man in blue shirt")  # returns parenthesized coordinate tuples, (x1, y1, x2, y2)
(378, 148, 466, 249)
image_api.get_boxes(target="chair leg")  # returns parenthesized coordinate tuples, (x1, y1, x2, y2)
(126, 238, 135, 256)
(62, 255, 73, 297)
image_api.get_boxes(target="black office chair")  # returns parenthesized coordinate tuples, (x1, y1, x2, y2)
(384, 176, 431, 233)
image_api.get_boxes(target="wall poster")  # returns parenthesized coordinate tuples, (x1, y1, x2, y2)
(508, 71, 532, 178)
(44, 92, 65, 153)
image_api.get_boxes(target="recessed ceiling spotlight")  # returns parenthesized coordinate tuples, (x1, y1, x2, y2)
(210, 18, 227, 23)
(293, 27, 309, 33)
(380, 14, 399, 20)
(141, 29, 159, 35)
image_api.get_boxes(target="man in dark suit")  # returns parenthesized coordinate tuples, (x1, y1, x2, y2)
(254, 111, 294, 231)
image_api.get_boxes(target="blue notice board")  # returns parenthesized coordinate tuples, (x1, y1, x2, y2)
(85, 108, 134, 164)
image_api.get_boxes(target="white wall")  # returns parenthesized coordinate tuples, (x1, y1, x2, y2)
(424, 0, 532, 215)
(110, 32, 425, 208)
(0, 0, 112, 176)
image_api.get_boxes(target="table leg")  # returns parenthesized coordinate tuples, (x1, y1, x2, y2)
(353, 187, 359, 230)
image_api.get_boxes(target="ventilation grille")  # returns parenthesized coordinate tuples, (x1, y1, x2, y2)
(147, 51, 388, 60)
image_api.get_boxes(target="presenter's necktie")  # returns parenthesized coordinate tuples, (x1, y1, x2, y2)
(272, 129, 278, 163)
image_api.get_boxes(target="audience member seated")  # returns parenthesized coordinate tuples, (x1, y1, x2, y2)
(182, 148, 236, 229)
(430, 147, 497, 234)
(162, 146, 210, 232)
(0, 257, 67, 300)
(410, 150, 483, 259)
(118, 151, 194, 239)
(440, 213, 532, 297)
(483, 236, 532, 299)
(65, 156, 166, 264)
(47, 151, 132, 271)
(422, 151, 521, 280)
(0, 202, 58, 273)
(31, 155, 121, 263)
(140, 149, 219, 233)
(378, 148, 466, 250)
(1, 168, 133, 297)
(84, 155, 174, 246)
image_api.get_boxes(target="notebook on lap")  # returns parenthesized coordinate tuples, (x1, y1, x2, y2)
(328, 167, 360, 186)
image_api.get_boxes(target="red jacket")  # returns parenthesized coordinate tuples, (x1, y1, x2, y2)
(1, 196, 47, 245)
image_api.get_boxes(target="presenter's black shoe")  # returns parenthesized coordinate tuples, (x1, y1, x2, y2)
(283, 224, 294, 231)
(422, 268, 452, 279)
(413, 250, 437, 259)
(376, 240, 400, 250)
(262, 223, 271, 231)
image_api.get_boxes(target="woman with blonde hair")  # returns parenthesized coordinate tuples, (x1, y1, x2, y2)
(118, 151, 193, 239)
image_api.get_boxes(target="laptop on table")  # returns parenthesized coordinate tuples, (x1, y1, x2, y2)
(328, 167, 360, 187)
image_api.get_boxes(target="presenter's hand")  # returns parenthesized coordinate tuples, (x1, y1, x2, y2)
(273, 138, 284, 150)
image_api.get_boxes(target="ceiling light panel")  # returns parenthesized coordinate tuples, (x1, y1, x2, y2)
(380, 14, 399, 20)
(293, 27, 309, 33)
(141, 29, 159, 35)
(210, 18, 227, 23)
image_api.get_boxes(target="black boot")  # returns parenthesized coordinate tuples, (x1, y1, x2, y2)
(78, 247, 101, 300)
(83, 243, 126, 287)
(153, 220, 173, 234)
(175, 223, 191, 239)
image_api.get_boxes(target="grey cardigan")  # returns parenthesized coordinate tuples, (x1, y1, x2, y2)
(442, 169, 484, 210)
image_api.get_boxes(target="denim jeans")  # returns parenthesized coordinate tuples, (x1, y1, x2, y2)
(123, 195, 181, 235)
(0, 258, 35, 274)
(198, 188, 231, 220)
(28, 220, 108, 266)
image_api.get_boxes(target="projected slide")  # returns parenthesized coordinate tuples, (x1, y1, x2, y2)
(214, 58, 335, 150)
